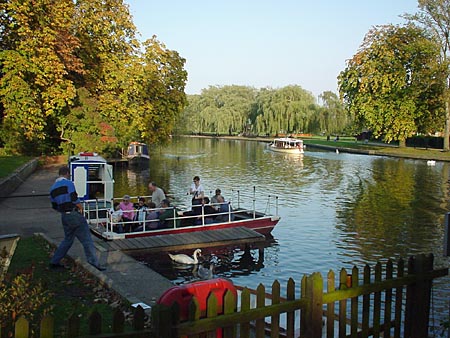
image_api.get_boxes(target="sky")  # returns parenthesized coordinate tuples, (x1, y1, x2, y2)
(125, 0, 419, 98)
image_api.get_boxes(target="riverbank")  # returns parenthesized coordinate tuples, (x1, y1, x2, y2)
(0, 160, 173, 309)
(180, 134, 450, 162)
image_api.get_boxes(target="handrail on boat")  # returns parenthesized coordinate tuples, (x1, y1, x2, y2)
(84, 188, 280, 237)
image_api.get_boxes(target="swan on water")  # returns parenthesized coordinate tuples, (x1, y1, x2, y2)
(197, 264, 214, 280)
(168, 249, 202, 264)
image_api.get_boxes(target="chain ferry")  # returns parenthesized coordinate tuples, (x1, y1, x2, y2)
(69, 152, 280, 240)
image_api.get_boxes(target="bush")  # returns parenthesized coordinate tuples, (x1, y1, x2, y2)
(0, 272, 52, 334)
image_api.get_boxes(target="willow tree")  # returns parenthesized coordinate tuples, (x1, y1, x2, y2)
(317, 91, 349, 135)
(254, 86, 316, 136)
(338, 24, 445, 147)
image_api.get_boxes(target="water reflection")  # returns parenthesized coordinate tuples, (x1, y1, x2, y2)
(114, 137, 449, 328)
(130, 238, 276, 285)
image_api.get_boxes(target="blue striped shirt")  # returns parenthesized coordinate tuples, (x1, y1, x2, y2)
(50, 177, 80, 212)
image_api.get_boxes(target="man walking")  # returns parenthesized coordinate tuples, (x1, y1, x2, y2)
(49, 166, 105, 271)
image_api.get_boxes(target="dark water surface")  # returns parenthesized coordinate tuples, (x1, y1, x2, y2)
(113, 137, 449, 331)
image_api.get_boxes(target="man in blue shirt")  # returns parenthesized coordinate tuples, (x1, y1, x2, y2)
(49, 166, 105, 271)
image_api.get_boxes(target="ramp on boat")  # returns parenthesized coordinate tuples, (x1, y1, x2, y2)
(95, 227, 266, 253)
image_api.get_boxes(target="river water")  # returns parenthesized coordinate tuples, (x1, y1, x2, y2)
(112, 136, 449, 333)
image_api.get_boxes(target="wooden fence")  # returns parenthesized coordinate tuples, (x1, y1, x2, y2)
(151, 253, 447, 338)
(2, 254, 448, 338)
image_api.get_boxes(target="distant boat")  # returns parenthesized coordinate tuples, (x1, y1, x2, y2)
(126, 142, 150, 167)
(268, 137, 304, 154)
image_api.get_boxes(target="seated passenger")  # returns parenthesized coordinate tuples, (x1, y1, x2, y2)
(133, 197, 149, 231)
(215, 195, 235, 222)
(134, 201, 159, 231)
(119, 195, 134, 232)
(158, 199, 180, 228)
(210, 188, 223, 210)
(109, 202, 124, 233)
(194, 196, 218, 225)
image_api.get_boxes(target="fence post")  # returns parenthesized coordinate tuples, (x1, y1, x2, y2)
(444, 212, 450, 256)
(14, 316, 29, 338)
(112, 308, 125, 333)
(304, 272, 323, 338)
(40, 315, 54, 338)
(88, 310, 102, 335)
(405, 254, 434, 338)
(151, 302, 180, 338)
(66, 313, 80, 338)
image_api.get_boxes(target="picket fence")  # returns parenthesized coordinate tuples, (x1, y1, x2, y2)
(2, 253, 448, 338)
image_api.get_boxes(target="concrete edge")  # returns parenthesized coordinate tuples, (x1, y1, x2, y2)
(34, 232, 153, 309)
(0, 158, 39, 198)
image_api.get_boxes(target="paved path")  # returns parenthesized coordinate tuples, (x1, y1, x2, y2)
(0, 163, 173, 308)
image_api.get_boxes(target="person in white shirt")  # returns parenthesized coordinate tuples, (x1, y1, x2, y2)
(189, 176, 205, 206)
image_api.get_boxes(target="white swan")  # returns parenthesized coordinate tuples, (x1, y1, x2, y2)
(168, 249, 202, 265)
(197, 264, 214, 280)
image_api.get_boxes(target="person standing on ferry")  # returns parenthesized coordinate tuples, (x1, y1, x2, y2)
(148, 182, 166, 207)
(49, 166, 105, 271)
(189, 176, 205, 205)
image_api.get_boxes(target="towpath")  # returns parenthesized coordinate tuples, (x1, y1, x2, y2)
(0, 161, 173, 308)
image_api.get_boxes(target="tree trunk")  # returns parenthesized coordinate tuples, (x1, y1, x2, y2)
(399, 139, 406, 148)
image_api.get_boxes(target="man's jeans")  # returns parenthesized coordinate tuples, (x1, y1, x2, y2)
(50, 211, 99, 267)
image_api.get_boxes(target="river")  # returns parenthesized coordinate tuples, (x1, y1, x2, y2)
(112, 136, 449, 333)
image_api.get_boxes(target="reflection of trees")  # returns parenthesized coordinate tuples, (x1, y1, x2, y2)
(336, 159, 446, 261)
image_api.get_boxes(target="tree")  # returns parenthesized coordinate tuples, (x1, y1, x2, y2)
(338, 24, 445, 147)
(0, 0, 188, 155)
(404, 0, 450, 150)
(0, 0, 82, 154)
(317, 91, 349, 135)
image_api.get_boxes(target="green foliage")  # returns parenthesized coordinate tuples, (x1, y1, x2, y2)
(0, 0, 187, 155)
(0, 156, 33, 178)
(338, 24, 446, 146)
(179, 85, 348, 136)
(404, 0, 450, 150)
(0, 274, 52, 329)
(6, 236, 131, 336)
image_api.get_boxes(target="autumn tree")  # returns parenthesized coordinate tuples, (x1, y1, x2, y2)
(405, 0, 450, 150)
(338, 24, 445, 147)
(0, 0, 83, 154)
(0, 0, 188, 155)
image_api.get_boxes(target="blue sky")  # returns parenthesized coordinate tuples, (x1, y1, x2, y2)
(125, 0, 419, 98)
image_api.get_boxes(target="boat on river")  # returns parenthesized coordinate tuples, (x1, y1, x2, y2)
(268, 137, 304, 154)
(69, 152, 280, 241)
(126, 141, 150, 167)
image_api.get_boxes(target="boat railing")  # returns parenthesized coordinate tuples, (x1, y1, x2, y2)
(230, 187, 278, 217)
(84, 189, 279, 235)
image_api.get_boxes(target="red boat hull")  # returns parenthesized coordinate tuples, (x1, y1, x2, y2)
(122, 216, 279, 239)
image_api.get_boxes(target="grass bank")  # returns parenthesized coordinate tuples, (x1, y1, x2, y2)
(0, 156, 33, 179)
(301, 136, 450, 162)
(3, 235, 133, 336)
